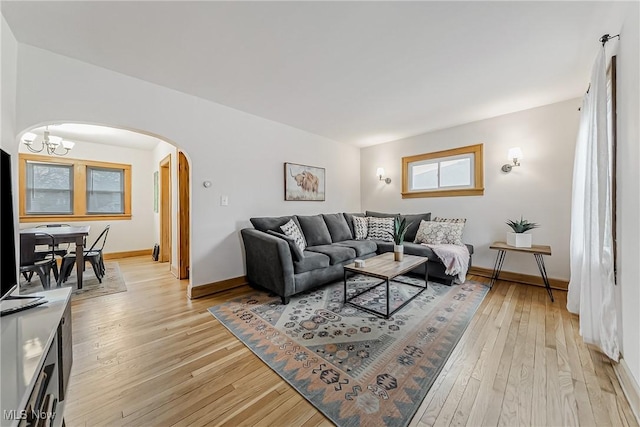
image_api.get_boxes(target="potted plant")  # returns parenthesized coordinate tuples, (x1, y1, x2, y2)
(506, 217, 539, 248)
(387, 217, 413, 261)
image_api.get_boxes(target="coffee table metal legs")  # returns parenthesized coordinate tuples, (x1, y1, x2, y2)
(343, 269, 428, 319)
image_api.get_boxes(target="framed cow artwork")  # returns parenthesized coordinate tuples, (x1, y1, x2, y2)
(284, 162, 326, 201)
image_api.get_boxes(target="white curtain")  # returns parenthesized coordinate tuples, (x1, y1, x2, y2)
(567, 48, 618, 361)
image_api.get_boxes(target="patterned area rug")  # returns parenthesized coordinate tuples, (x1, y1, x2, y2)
(209, 275, 488, 427)
(20, 261, 127, 301)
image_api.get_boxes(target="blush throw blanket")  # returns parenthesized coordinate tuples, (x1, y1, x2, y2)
(422, 243, 470, 283)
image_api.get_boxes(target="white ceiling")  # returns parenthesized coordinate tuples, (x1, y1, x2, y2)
(1, 1, 632, 147)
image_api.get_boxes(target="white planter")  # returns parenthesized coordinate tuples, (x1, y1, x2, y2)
(507, 232, 532, 248)
(394, 244, 404, 261)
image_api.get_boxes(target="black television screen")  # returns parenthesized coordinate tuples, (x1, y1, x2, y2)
(1, 148, 18, 300)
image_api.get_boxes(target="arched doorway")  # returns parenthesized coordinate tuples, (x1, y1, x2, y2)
(16, 122, 191, 284)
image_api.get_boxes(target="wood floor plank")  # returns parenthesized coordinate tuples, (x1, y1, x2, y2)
(61, 257, 637, 427)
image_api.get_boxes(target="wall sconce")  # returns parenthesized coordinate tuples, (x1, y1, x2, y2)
(501, 147, 523, 173)
(376, 167, 391, 184)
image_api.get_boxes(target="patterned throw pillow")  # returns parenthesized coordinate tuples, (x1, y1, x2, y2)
(352, 216, 368, 240)
(366, 217, 394, 242)
(280, 219, 306, 252)
(432, 217, 467, 224)
(414, 220, 465, 246)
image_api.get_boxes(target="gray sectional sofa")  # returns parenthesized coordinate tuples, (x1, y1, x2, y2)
(241, 211, 473, 304)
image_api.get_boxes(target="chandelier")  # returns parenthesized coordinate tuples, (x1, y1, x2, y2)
(22, 127, 75, 156)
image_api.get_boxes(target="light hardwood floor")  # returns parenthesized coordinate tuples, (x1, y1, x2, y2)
(64, 256, 637, 426)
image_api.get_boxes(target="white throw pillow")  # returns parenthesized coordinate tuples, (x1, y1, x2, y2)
(414, 220, 465, 246)
(280, 219, 306, 252)
(366, 217, 394, 242)
(352, 216, 368, 240)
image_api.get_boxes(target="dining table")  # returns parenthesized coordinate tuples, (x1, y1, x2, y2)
(20, 226, 91, 289)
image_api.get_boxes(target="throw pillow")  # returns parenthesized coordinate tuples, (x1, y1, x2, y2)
(432, 217, 467, 224)
(366, 217, 394, 242)
(280, 219, 306, 252)
(400, 213, 432, 243)
(266, 230, 304, 261)
(414, 220, 465, 246)
(352, 216, 369, 240)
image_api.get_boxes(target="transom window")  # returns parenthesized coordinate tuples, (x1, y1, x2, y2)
(19, 154, 131, 222)
(402, 144, 484, 198)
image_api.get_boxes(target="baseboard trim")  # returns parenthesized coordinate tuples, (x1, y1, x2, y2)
(103, 249, 151, 260)
(614, 358, 640, 423)
(170, 265, 179, 278)
(468, 266, 569, 290)
(188, 276, 248, 299)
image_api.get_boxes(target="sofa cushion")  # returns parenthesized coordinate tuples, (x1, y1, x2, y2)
(365, 210, 399, 219)
(266, 230, 304, 261)
(343, 212, 365, 237)
(402, 242, 436, 259)
(414, 220, 465, 246)
(296, 215, 332, 246)
(251, 216, 301, 233)
(378, 241, 473, 259)
(375, 241, 394, 253)
(366, 217, 394, 242)
(294, 250, 330, 274)
(334, 239, 378, 257)
(306, 245, 356, 265)
(400, 213, 431, 243)
(322, 213, 353, 242)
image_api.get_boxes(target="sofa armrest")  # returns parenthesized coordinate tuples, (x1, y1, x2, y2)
(241, 228, 295, 300)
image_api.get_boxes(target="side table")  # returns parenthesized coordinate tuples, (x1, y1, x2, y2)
(489, 241, 554, 302)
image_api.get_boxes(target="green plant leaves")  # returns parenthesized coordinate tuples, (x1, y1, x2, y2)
(506, 216, 539, 233)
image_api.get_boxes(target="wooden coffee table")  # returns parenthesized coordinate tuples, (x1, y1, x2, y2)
(343, 252, 428, 319)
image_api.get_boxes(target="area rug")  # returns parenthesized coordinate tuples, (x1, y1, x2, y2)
(20, 261, 127, 301)
(209, 275, 488, 427)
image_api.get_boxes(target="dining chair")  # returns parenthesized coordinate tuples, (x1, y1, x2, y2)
(20, 232, 59, 289)
(59, 225, 110, 285)
(34, 224, 71, 261)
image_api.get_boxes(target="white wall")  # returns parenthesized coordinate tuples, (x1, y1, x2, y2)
(361, 99, 580, 280)
(616, 4, 640, 393)
(13, 44, 361, 288)
(17, 139, 156, 254)
(1, 15, 17, 155)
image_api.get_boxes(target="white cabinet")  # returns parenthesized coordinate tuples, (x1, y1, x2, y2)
(1, 288, 73, 427)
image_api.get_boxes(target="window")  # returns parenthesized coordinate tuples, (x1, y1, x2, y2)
(86, 167, 124, 214)
(20, 154, 131, 222)
(402, 144, 484, 198)
(26, 162, 74, 214)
